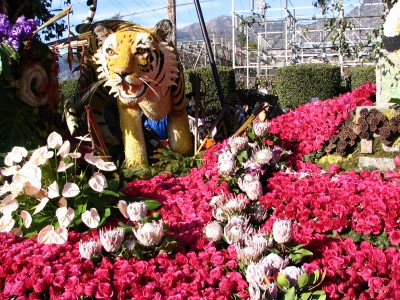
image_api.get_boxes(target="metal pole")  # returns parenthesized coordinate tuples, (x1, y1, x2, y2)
(232, 0, 235, 70)
(193, 0, 228, 107)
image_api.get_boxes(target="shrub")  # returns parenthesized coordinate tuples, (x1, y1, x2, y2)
(184, 66, 236, 112)
(273, 64, 341, 109)
(348, 65, 376, 90)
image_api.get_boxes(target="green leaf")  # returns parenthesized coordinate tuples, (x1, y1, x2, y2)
(277, 273, 291, 289)
(300, 292, 311, 300)
(312, 290, 326, 296)
(144, 199, 161, 211)
(284, 286, 296, 300)
(101, 189, 120, 197)
(298, 272, 309, 288)
(389, 98, 400, 104)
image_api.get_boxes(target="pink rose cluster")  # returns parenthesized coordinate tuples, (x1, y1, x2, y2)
(260, 168, 400, 244)
(268, 83, 375, 157)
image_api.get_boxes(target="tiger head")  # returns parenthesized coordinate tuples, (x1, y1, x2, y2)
(93, 20, 180, 107)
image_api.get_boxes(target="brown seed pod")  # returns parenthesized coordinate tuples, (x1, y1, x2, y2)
(359, 131, 371, 140)
(359, 108, 369, 118)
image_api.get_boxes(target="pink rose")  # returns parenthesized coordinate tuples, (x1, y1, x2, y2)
(389, 230, 400, 245)
(95, 282, 114, 299)
(210, 252, 225, 266)
(368, 277, 386, 290)
(210, 267, 224, 279)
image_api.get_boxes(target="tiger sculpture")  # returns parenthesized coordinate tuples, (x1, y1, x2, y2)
(67, 0, 193, 168)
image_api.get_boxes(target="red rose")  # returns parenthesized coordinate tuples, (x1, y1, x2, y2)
(210, 267, 223, 280)
(95, 282, 114, 299)
(368, 277, 386, 290)
(389, 230, 400, 245)
(210, 252, 225, 266)
(133, 261, 148, 274)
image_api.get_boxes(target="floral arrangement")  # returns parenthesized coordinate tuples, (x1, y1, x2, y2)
(0, 132, 119, 241)
(0, 14, 37, 54)
(0, 83, 399, 299)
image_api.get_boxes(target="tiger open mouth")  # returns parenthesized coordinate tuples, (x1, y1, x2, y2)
(118, 81, 146, 98)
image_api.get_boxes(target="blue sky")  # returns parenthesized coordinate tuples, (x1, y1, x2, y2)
(50, 0, 321, 33)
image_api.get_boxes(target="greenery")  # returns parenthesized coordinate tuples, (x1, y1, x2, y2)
(273, 64, 341, 109)
(184, 66, 236, 112)
(348, 65, 376, 91)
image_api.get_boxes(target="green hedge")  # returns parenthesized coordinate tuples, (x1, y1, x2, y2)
(184, 66, 236, 112)
(348, 65, 376, 90)
(273, 64, 341, 109)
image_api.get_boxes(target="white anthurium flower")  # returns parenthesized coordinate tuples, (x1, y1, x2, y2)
(33, 197, 49, 215)
(37, 225, 68, 244)
(84, 152, 99, 166)
(47, 132, 63, 149)
(56, 207, 75, 228)
(13, 162, 36, 185)
(57, 140, 71, 158)
(29, 146, 53, 166)
(57, 161, 74, 172)
(68, 152, 82, 159)
(1, 181, 23, 197)
(20, 210, 32, 228)
(58, 197, 68, 207)
(0, 194, 19, 214)
(47, 181, 60, 199)
(82, 208, 100, 228)
(23, 166, 42, 196)
(1, 165, 19, 177)
(4, 146, 28, 166)
(62, 183, 80, 198)
(117, 200, 129, 219)
(88, 172, 108, 192)
(95, 159, 117, 172)
(0, 213, 15, 233)
(75, 135, 92, 142)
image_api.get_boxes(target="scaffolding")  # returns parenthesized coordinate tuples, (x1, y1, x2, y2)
(229, 0, 385, 87)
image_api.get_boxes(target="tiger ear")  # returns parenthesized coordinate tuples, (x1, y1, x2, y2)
(153, 19, 174, 43)
(93, 23, 113, 44)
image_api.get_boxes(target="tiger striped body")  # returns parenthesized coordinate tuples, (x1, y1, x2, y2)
(70, 2, 193, 167)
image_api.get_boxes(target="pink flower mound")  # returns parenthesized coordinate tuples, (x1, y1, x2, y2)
(269, 83, 375, 157)
(260, 169, 400, 238)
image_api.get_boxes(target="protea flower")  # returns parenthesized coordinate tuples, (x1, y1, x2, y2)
(79, 239, 102, 259)
(238, 174, 263, 201)
(134, 220, 164, 247)
(127, 201, 147, 222)
(253, 121, 270, 137)
(217, 150, 237, 176)
(272, 219, 293, 244)
(204, 221, 223, 242)
(280, 266, 305, 285)
(223, 194, 248, 215)
(244, 233, 270, 255)
(252, 146, 273, 165)
(99, 227, 125, 252)
(224, 215, 250, 244)
(235, 244, 260, 265)
(228, 136, 248, 153)
(259, 253, 288, 272)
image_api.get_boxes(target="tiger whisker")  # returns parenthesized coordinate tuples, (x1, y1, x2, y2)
(139, 78, 160, 99)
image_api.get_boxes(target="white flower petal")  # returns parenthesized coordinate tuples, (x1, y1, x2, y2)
(0, 213, 15, 233)
(56, 207, 75, 228)
(33, 197, 49, 215)
(117, 200, 129, 219)
(75, 135, 92, 142)
(57, 140, 71, 158)
(0, 194, 19, 214)
(57, 161, 74, 172)
(68, 152, 82, 159)
(88, 172, 108, 192)
(81, 208, 100, 229)
(47, 181, 60, 199)
(62, 183, 80, 198)
(37, 225, 68, 244)
(20, 210, 32, 228)
(47, 132, 63, 149)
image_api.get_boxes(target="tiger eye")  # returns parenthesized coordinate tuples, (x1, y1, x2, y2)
(106, 48, 115, 56)
(136, 48, 146, 54)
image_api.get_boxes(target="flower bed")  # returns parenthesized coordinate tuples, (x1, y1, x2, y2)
(1, 83, 399, 299)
